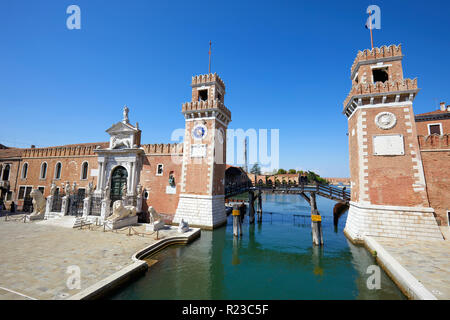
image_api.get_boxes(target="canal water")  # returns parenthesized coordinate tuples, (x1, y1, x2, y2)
(111, 194, 405, 300)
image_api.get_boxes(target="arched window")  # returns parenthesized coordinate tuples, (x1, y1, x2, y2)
(22, 163, 28, 179)
(55, 162, 62, 180)
(40, 162, 47, 179)
(81, 162, 88, 180)
(2, 164, 10, 181)
(373, 68, 388, 83)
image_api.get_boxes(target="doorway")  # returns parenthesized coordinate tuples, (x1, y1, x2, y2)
(110, 166, 128, 204)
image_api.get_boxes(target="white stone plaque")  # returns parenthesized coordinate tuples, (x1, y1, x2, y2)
(191, 144, 207, 158)
(166, 186, 176, 194)
(373, 134, 404, 156)
(90, 169, 99, 177)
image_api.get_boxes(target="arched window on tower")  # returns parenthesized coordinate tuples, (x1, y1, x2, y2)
(55, 162, 62, 180)
(22, 163, 28, 179)
(2, 164, 10, 181)
(40, 162, 47, 179)
(81, 162, 89, 180)
(372, 68, 389, 83)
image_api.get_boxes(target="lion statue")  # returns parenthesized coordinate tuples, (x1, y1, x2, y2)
(111, 136, 131, 149)
(147, 206, 165, 231)
(29, 189, 46, 217)
(106, 200, 136, 223)
(178, 218, 189, 233)
(148, 206, 162, 224)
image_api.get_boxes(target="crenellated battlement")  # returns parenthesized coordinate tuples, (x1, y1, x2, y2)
(191, 73, 225, 89)
(22, 142, 108, 158)
(351, 44, 403, 76)
(182, 98, 231, 120)
(343, 78, 418, 109)
(142, 143, 183, 155)
(418, 134, 450, 150)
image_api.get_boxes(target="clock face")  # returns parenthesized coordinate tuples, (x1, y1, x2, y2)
(192, 124, 207, 140)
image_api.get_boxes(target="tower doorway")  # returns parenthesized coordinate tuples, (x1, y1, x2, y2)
(110, 166, 128, 204)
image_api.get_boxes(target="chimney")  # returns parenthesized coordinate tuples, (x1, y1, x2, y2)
(440, 102, 446, 111)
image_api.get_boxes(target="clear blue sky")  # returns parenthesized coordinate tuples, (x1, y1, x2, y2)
(1, 0, 449, 177)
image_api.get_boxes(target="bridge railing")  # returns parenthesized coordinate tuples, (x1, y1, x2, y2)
(225, 181, 351, 202)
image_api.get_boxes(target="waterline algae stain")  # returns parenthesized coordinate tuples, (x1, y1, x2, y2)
(111, 194, 405, 300)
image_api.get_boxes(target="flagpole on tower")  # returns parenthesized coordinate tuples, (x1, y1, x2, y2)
(208, 41, 212, 74)
(369, 12, 374, 50)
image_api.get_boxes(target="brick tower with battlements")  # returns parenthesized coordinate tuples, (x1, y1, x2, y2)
(343, 45, 443, 242)
(173, 73, 231, 229)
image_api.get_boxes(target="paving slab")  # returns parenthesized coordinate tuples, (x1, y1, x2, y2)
(371, 236, 450, 300)
(0, 219, 198, 300)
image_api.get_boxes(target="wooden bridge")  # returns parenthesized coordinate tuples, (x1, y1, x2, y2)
(225, 182, 350, 204)
(225, 182, 351, 246)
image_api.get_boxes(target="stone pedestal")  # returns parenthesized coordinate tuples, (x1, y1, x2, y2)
(146, 220, 165, 232)
(61, 196, 70, 216)
(100, 199, 111, 220)
(45, 195, 54, 218)
(28, 213, 45, 221)
(83, 197, 91, 217)
(105, 215, 138, 230)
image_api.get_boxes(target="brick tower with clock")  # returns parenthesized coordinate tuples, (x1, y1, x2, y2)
(173, 73, 231, 229)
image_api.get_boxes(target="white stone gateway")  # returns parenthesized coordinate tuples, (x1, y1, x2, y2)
(146, 206, 165, 231)
(28, 189, 46, 220)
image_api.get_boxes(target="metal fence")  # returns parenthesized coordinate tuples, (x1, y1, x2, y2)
(52, 194, 63, 212)
(68, 195, 84, 216)
(89, 195, 102, 216)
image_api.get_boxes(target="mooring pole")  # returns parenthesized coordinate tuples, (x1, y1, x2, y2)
(257, 191, 263, 222)
(249, 190, 255, 224)
(232, 204, 240, 237)
(310, 192, 323, 246)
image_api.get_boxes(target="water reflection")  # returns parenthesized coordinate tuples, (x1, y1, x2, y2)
(110, 194, 405, 300)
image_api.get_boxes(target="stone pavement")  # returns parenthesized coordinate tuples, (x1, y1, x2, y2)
(0, 219, 184, 300)
(373, 237, 450, 300)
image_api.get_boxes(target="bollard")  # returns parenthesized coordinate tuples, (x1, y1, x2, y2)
(103, 222, 106, 232)
(128, 226, 131, 236)
(155, 230, 159, 240)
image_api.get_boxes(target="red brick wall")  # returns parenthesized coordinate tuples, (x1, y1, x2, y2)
(416, 118, 450, 136)
(140, 154, 183, 215)
(421, 150, 450, 225)
(364, 105, 429, 207)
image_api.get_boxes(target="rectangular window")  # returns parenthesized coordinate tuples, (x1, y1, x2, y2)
(18, 186, 25, 200)
(429, 124, 442, 135)
(448, 211, 450, 227)
(38, 187, 45, 196)
(6, 191, 12, 201)
(156, 164, 163, 176)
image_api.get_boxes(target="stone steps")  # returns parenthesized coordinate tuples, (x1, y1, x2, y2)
(36, 216, 92, 229)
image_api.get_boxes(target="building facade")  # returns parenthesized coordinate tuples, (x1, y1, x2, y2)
(343, 44, 449, 242)
(0, 73, 230, 229)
